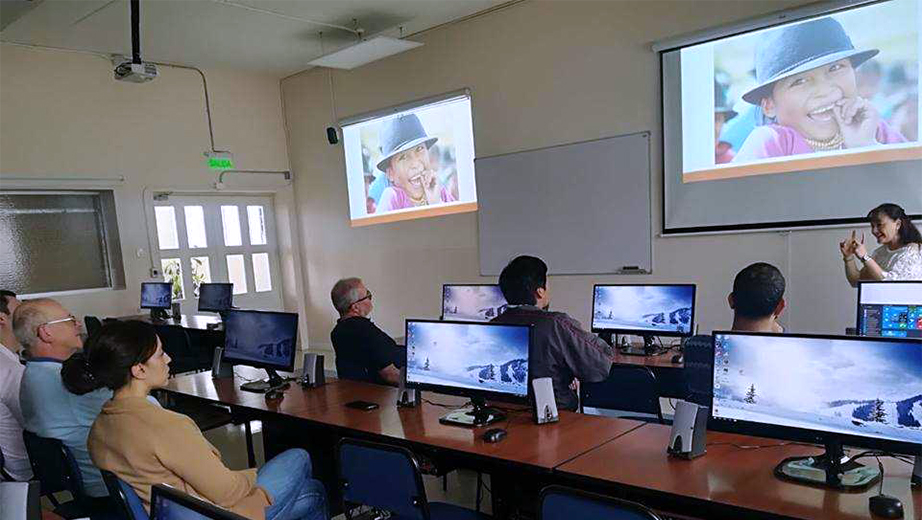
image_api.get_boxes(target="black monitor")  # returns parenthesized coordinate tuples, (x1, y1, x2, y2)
(150, 483, 246, 520)
(857, 281, 922, 339)
(198, 283, 234, 313)
(592, 284, 696, 353)
(441, 284, 508, 322)
(405, 319, 531, 427)
(141, 282, 172, 321)
(223, 309, 298, 393)
(711, 331, 922, 490)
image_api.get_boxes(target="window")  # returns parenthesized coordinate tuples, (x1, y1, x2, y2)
(148, 194, 282, 310)
(0, 190, 125, 294)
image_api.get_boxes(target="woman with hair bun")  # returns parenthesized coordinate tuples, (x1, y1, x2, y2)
(62, 321, 327, 520)
(840, 203, 922, 286)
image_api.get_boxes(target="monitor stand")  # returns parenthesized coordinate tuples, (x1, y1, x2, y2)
(620, 334, 658, 356)
(774, 439, 880, 490)
(149, 308, 170, 322)
(439, 397, 506, 427)
(240, 368, 290, 394)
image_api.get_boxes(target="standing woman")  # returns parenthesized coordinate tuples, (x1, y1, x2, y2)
(61, 321, 327, 520)
(841, 203, 922, 286)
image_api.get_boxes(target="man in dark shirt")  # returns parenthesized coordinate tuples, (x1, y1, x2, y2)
(329, 278, 402, 386)
(491, 256, 614, 411)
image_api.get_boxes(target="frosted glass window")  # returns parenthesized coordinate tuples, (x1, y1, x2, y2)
(190, 256, 212, 297)
(252, 253, 272, 292)
(155, 206, 179, 250)
(226, 254, 247, 294)
(161, 258, 185, 300)
(221, 206, 242, 246)
(184, 206, 208, 249)
(247, 206, 267, 245)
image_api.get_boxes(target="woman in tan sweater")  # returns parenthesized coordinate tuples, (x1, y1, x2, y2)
(61, 321, 327, 520)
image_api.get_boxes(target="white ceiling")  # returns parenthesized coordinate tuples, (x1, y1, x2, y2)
(0, 0, 508, 77)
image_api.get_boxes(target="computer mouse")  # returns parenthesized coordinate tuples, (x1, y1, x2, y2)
(671, 354, 683, 364)
(265, 389, 284, 401)
(482, 428, 507, 443)
(869, 494, 904, 518)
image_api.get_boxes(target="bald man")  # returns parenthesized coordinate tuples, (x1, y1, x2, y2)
(15, 298, 111, 498)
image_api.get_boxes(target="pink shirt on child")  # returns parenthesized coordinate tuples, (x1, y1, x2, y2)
(733, 121, 907, 162)
(377, 185, 456, 213)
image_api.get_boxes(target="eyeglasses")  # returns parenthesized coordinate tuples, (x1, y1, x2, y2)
(41, 315, 77, 328)
(352, 291, 372, 306)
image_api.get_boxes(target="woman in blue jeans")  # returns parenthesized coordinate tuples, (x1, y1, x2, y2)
(62, 320, 327, 520)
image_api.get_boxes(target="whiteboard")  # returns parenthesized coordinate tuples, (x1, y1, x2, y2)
(477, 132, 652, 275)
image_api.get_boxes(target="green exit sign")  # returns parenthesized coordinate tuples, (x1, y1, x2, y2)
(207, 157, 235, 170)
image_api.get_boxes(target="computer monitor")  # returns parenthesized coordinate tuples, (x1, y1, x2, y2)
(711, 331, 922, 490)
(857, 281, 922, 339)
(223, 309, 298, 393)
(198, 283, 234, 313)
(592, 284, 696, 352)
(141, 282, 172, 321)
(150, 483, 246, 520)
(441, 284, 508, 322)
(405, 319, 531, 427)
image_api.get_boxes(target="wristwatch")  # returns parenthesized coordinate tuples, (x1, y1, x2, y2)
(859, 253, 872, 264)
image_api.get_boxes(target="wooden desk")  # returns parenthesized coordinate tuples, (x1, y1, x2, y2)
(556, 424, 921, 520)
(116, 313, 223, 331)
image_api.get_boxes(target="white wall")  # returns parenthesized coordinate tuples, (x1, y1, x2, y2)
(282, 0, 877, 352)
(0, 44, 309, 342)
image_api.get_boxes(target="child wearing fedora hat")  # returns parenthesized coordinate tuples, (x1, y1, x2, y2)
(733, 17, 907, 162)
(375, 114, 455, 213)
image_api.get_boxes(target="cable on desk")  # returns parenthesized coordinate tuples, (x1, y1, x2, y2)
(422, 398, 471, 409)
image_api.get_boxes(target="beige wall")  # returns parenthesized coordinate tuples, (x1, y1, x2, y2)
(283, 0, 873, 351)
(0, 44, 308, 342)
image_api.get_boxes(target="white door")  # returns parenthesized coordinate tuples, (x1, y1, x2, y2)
(151, 194, 284, 313)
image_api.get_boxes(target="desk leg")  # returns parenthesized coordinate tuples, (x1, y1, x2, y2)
(244, 420, 256, 468)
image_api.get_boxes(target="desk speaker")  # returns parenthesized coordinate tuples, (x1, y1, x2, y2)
(300, 353, 325, 388)
(913, 454, 921, 487)
(532, 377, 558, 424)
(667, 400, 707, 459)
(211, 347, 234, 379)
(396, 366, 419, 407)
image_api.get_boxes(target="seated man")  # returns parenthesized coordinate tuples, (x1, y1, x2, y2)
(330, 278, 402, 386)
(491, 256, 614, 411)
(0, 290, 31, 481)
(14, 298, 111, 497)
(728, 262, 787, 333)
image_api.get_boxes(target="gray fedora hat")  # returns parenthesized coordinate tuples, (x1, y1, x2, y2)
(741, 17, 878, 105)
(376, 113, 438, 172)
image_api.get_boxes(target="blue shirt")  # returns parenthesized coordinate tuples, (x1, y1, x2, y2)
(19, 358, 112, 497)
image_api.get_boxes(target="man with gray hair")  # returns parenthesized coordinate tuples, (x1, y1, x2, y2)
(15, 298, 112, 499)
(330, 278, 402, 386)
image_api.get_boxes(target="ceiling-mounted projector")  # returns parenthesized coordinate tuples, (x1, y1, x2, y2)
(113, 57, 158, 83)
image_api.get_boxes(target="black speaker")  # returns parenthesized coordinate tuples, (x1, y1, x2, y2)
(912, 454, 921, 487)
(326, 126, 339, 145)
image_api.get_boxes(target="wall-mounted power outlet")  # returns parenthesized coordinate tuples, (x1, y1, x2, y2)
(150, 267, 161, 278)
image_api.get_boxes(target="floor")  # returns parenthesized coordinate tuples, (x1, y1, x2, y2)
(203, 421, 494, 518)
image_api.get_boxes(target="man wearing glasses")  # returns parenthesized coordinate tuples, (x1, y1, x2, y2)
(14, 298, 112, 499)
(330, 278, 402, 386)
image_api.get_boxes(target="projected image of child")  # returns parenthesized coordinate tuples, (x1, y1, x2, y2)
(733, 17, 908, 161)
(374, 114, 456, 213)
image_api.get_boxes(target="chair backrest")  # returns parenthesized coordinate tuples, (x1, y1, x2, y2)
(682, 334, 714, 410)
(338, 438, 430, 520)
(101, 470, 149, 520)
(153, 325, 196, 374)
(580, 365, 663, 423)
(84, 316, 104, 339)
(21, 431, 86, 499)
(539, 486, 661, 520)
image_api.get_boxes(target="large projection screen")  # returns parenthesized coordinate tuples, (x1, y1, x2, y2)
(660, 0, 922, 234)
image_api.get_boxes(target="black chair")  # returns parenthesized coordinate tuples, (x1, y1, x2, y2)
(338, 438, 490, 520)
(22, 431, 108, 519)
(84, 316, 104, 339)
(154, 324, 199, 375)
(101, 470, 149, 520)
(539, 485, 661, 520)
(580, 365, 665, 424)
